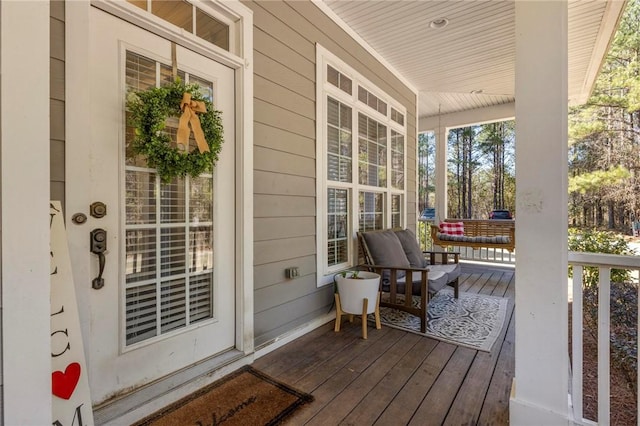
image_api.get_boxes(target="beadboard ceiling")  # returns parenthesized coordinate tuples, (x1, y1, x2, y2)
(322, 0, 627, 119)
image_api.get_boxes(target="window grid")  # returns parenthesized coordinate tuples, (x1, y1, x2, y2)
(327, 65, 352, 95)
(359, 191, 384, 232)
(391, 130, 404, 190)
(320, 50, 407, 277)
(391, 107, 405, 126)
(358, 85, 387, 116)
(358, 113, 387, 188)
(124, 50, 214, 346)
(391, 194, 402, 228)
(126, 0, 230, 51)
(327, 188, 349, 267)
(327, 97, 353, 183)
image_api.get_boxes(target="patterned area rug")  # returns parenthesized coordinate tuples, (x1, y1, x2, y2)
(371, 288, 508, 352)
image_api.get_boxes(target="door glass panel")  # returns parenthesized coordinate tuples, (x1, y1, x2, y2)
(160, 179, 186, 223)
(126, 1, 231, 52)
(160, 64, 185, 87)
(189, 227, 213, 273)
(161, 278, 187, 333)
(151, 0, 192, 32)
(189, 274, 212, 324)
(126, 284, 157, 345)
(126, 171, 156, 224)
(126, 53, 156, 91)
(196, 9, 229, 51)
(160, 227, 186, 277)
(124, 50, 215, 346)
(189, 74, 214, 103)
(125, 229, 157, 284)
(190, 177, 213, 223)
(126, 0, 148, 11)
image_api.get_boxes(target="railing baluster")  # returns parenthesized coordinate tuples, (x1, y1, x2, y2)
(568, 253, 640, 425)
(572, 265, 584, 421)
(598, 266, 611, 425)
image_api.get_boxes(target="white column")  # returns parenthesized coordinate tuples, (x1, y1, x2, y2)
(434, 124, 448, 223)
(510, 1, 569, 424)
(1, 1, 52, 424)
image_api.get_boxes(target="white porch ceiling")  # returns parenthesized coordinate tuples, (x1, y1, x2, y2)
(322, 0, 627, 120)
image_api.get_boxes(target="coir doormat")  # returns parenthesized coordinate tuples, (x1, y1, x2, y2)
(133, 365, 313, 426)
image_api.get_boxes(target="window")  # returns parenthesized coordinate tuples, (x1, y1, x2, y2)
(124, 51, 214, 345)
(126, 0, 231, 51)
(317, 46, 407, 283)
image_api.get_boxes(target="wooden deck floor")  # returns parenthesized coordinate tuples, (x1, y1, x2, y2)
(253, 263, 515, 426)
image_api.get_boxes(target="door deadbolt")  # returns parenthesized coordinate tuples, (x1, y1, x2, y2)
(90, 202, 107, 218)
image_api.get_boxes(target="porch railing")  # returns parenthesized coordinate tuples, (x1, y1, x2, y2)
(417, 221, 516, 264)
(568, 251, 640, 425)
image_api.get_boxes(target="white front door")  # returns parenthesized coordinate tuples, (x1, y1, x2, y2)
(68, 8, 236, 404)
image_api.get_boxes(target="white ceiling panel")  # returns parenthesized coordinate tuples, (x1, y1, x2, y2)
(323, 0, 626, 120)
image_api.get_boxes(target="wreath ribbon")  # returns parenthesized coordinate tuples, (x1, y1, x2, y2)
(177, 92, 210, 153)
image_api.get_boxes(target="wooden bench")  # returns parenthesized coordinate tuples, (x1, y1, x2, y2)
(431, 219, 515, 252)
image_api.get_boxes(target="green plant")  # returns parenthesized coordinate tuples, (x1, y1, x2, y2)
(340, 270, 360, 279)
(568, 227, 632, 288)
(333, 270, 362, 294)
(126, 79, 224, 182)
(569, 227, 637, 396)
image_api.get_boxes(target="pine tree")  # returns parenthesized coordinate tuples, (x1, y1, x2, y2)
(569, 0, 640, 230)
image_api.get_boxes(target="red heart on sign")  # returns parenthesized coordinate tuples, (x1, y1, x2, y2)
(52, 362, 81, 400)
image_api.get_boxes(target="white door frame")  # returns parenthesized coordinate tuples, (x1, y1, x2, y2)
(65, 0, 254, 384)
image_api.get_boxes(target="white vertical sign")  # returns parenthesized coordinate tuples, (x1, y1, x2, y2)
(50, 201, 94, 425)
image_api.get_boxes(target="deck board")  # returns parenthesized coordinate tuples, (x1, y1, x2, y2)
(253, 262, 516, 425)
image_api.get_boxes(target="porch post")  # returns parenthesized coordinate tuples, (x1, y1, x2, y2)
(0, 0, 52, 424)
(511, 1, 569, 424)
(434, 124, 448, 223)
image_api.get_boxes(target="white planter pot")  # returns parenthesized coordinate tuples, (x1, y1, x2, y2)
(335, 271, 381, 314)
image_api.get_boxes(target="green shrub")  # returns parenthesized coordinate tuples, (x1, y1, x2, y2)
(569, 228, 637, 395)
(568, 227, 633, 287)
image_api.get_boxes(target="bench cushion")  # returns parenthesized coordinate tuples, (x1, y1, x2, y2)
(393, 228, 427, 268)
(440, 221, 464, 235)
(437, 232, 511, 245)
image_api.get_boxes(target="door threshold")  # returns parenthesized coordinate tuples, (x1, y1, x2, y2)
(94, 349, 252, 425)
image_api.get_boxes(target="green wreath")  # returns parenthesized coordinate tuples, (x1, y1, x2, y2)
(126, 80, 224, 183)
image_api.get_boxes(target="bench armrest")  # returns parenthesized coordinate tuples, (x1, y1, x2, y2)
(422, 250, 460, 265)
(364, 264, 428, 303)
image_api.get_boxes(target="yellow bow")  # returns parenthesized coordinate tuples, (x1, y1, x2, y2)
(176, 93, 210, 153)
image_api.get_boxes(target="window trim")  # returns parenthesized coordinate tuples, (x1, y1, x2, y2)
(316, 44, 407, 287)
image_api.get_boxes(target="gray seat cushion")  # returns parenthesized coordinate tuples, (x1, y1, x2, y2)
(428, 263, 461, 284)
(386, 269, 448, 295)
